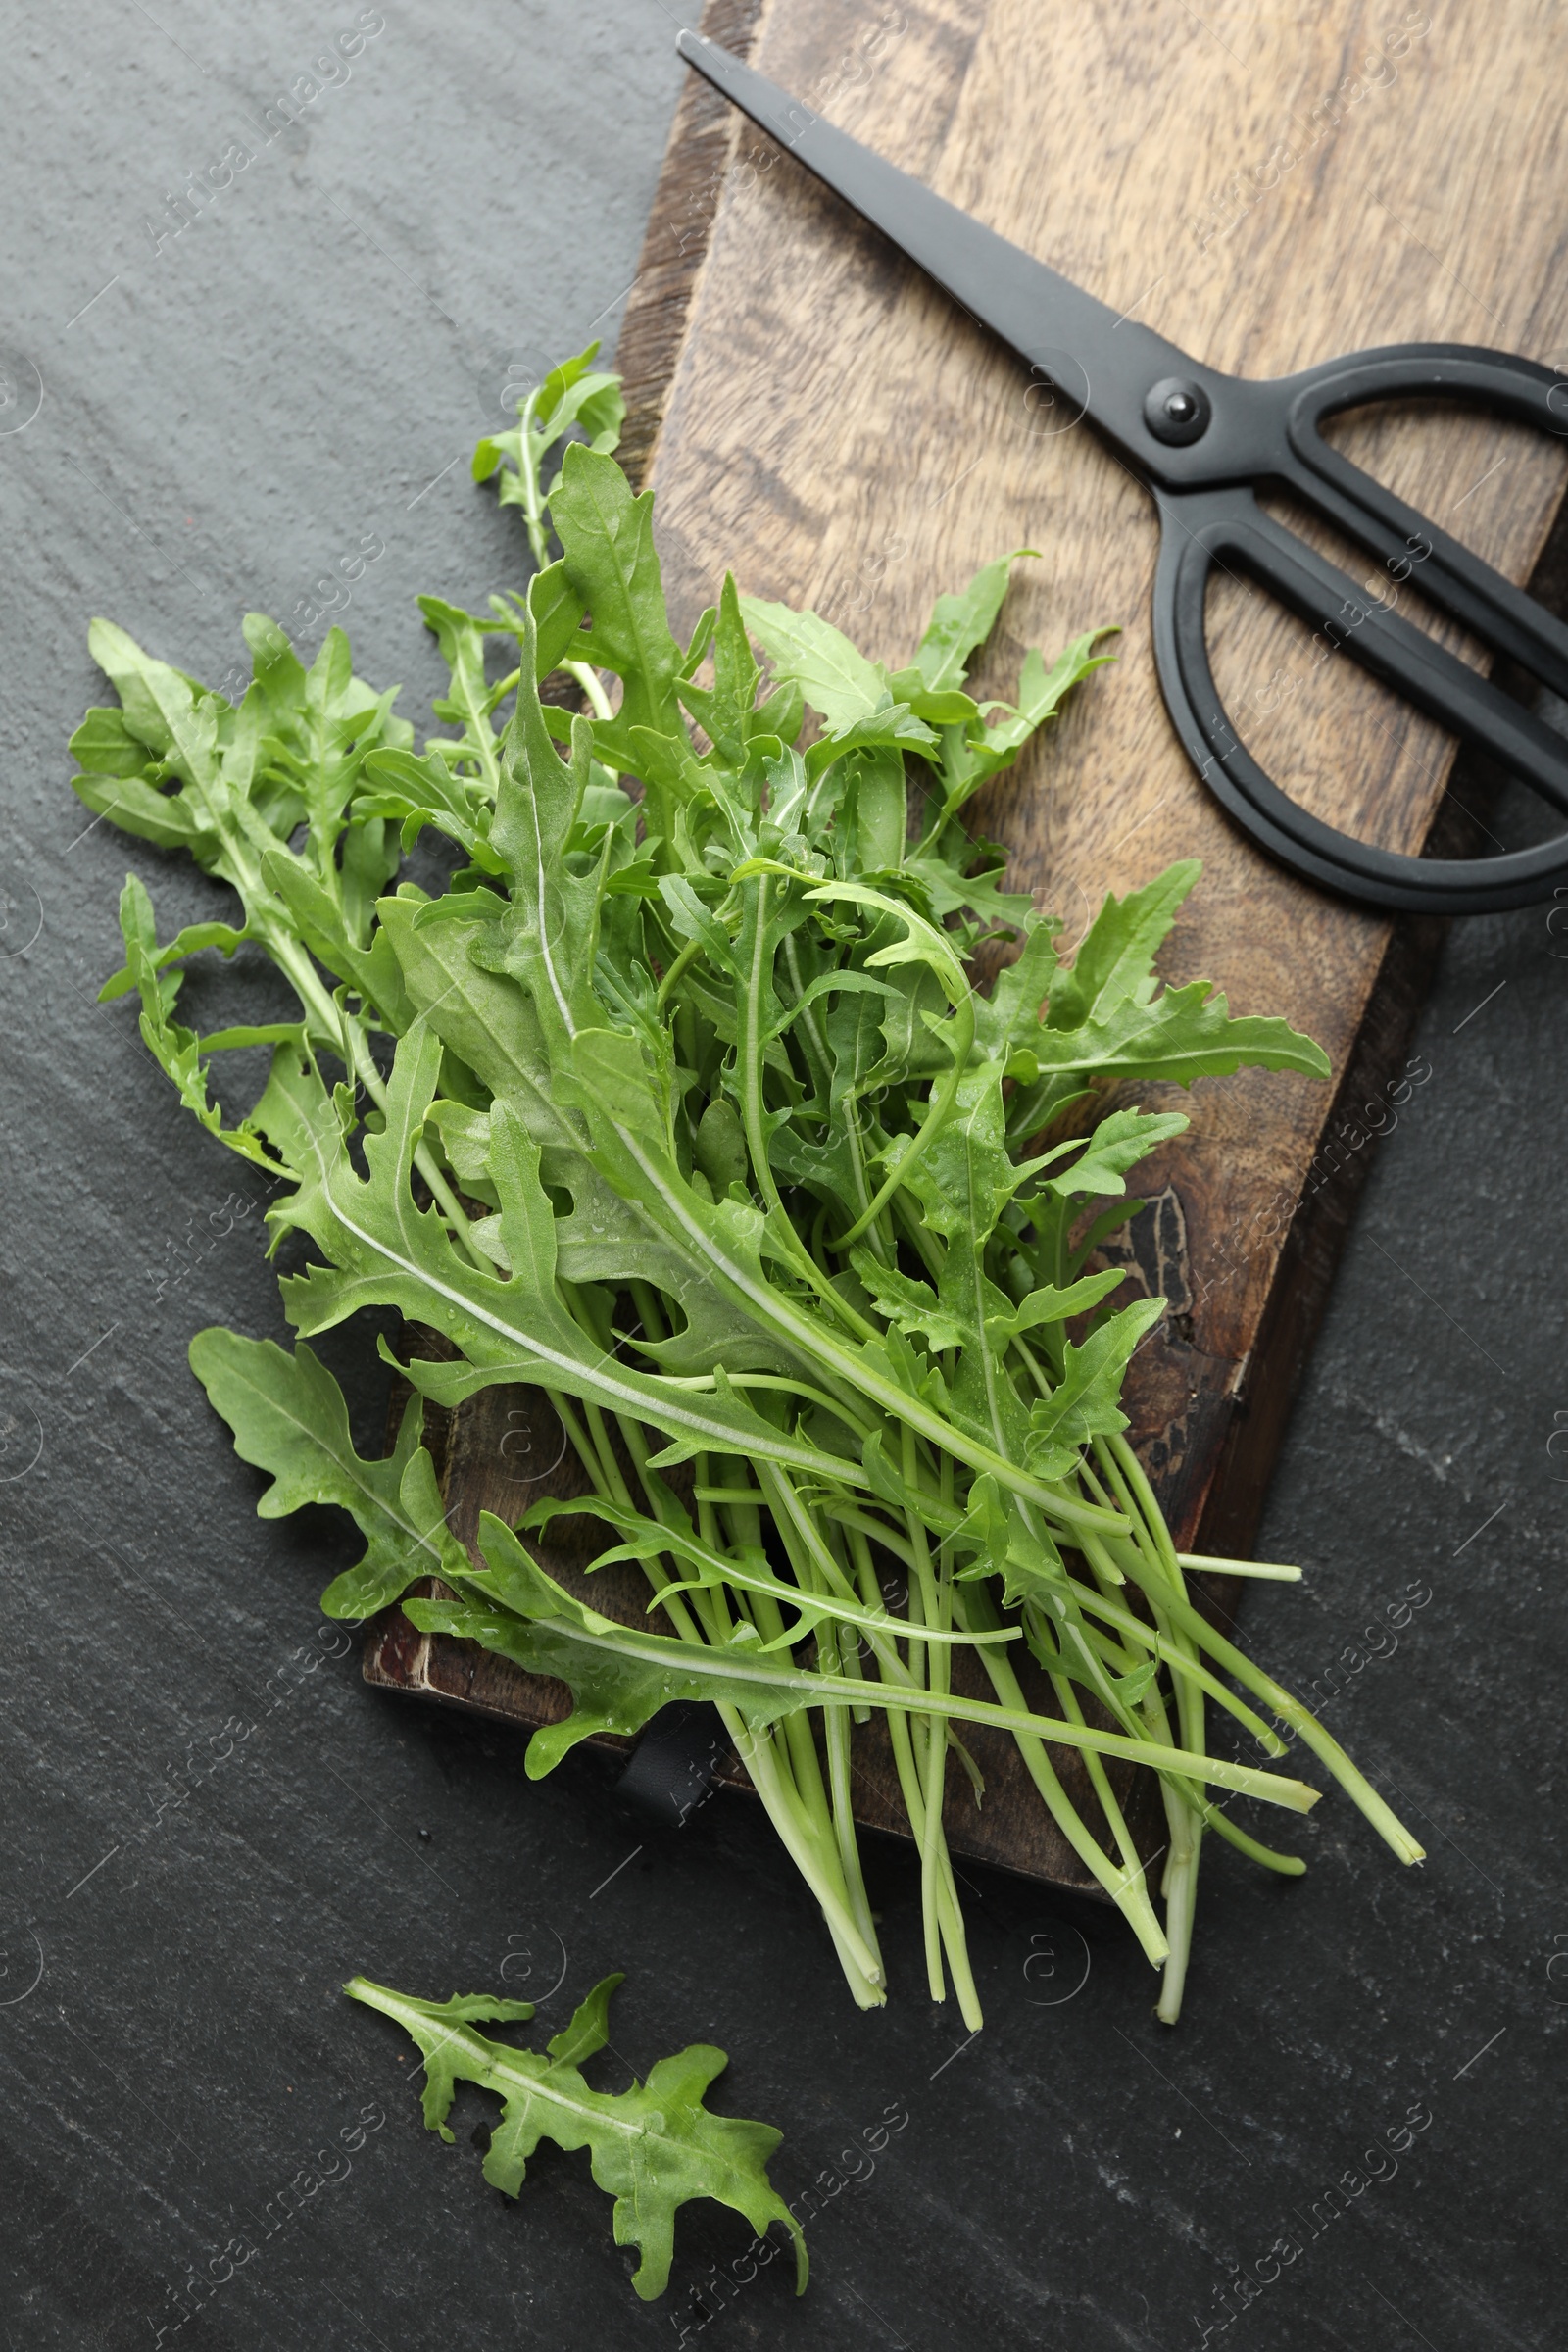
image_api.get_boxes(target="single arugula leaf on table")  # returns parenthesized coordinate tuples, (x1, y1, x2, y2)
(346, 1971, 807, 2301)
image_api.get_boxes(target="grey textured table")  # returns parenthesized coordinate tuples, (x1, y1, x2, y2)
(1, 7, 1563, 2347)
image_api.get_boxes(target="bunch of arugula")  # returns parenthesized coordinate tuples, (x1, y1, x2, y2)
(72, 343, 1421, 2029)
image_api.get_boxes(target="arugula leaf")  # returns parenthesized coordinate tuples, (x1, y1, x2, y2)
(187, 1329, 466, 1618)
(1044, 860, 1198, 1032)
(850, 1250, 968, 1354)
(472, 342, 626, 510)
(909, 548, 1039, 692)
(113, 875, 282, 1169)
(550, 444, 687, 789)
(976, 628, 1120, 768)
(345, 1971, 807, 2300)
(1039, 1107, 1190, 1200)
(983, 1267, 1128, 1342)
(738, 597, 889, 729)
(405, 1518, 827, 1770)
(1011, 978, 1331, 1087)
(918, 624, 1120, 841)
(1024, 1298, 1167, 1478)
(675, 572, 784, 762)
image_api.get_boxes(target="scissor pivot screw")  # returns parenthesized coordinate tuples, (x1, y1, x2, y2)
(1144, 376, 1211, 445)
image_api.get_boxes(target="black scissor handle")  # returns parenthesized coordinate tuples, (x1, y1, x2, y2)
(1153, 344, 1568, 913)
(1284, 343, 1568, 693)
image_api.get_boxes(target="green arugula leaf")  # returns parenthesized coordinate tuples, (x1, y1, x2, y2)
(1012, 978, 1331, 1087)
(738, 597, 889, 729)
(902, 1062, 1040, 1250)
(356, 746, 503, 868)
(983, 1267, 1128, 1342)
(849, 1250, 967, 1354)
(114, 875, 281, 1169)
(1039, 1107, 1190, 1198)
(973, 627, 1119, 768)
(344, 1971, 806, 2301)
(902, 846, 1036, 933)
(919, 624, 1120, 842)
(675, 571, 769, 764)
(1044, 860, 1197, 1031)
(404, 1512, 832, 1767)
(1024, 1298, 1167, 1478)
(378, 896, 808, 1381)
(550, 443, 686, 791)
(187, 1329, 466, 1618)
(473, 342, 626, 503)
(909, 548, 1039, 692)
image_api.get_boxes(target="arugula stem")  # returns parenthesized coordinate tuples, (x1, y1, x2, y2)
(782, 933, 895, 1270)
(1113, 1550, 1422, 1862)
(666, 1373, 876, 1445)
(1132, 1671, 1202, 2022)
(1073, 1598, 1284, 1755)
(515, 387, 550, 568)
(928, 1439, 980, 2028)
(822, 1504, 918, 1572)
(546, 1422, 884, 2006)
(816, 1625, 880, 1967)
(733, 875, 885, 1346)
(845, 1520, 978, 2017)
(727, 1716, 885, 2003)
(904, 1508, 946, 2006)
(656, 933, 706, 1011)
(1081, 1435, 1211, 2015)
(1045, 1660, 1155, 1915)
(902, 1426, 956, 2007)
(755, 1466, 880, 1970)
(547, 1390, 609, 1502)
(955, 1581, 1168, 1966)
(1192, 1802, 1305, 1876)
(712, 1475, 881, 1988)
(565, 661, 614, 725)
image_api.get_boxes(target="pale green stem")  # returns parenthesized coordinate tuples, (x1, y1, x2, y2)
(845, 1526, 977, 2021)
(901, 1425, 981, 2019)
(755, 1465, 880, 1966)
(1105, 1522, 1423, 1863)
(725, 1714, 886, 2004)
(553, 1416, 884, 2004)
(955, 1579, 1168, 1967)
(1084, 1436, 1208, 2017)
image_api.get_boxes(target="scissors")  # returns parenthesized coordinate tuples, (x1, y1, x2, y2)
(678, 30, 1568, 915)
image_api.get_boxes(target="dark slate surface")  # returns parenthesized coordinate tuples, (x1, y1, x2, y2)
(0, 8, 1562, 2348)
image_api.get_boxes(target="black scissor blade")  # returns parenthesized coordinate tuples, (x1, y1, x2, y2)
(677, 30, 1198, 457)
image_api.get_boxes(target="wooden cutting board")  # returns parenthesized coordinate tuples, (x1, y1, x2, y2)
(365, 0, 1568, 1888)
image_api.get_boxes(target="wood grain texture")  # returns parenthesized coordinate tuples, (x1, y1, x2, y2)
(366, 0, 1568, 1890)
